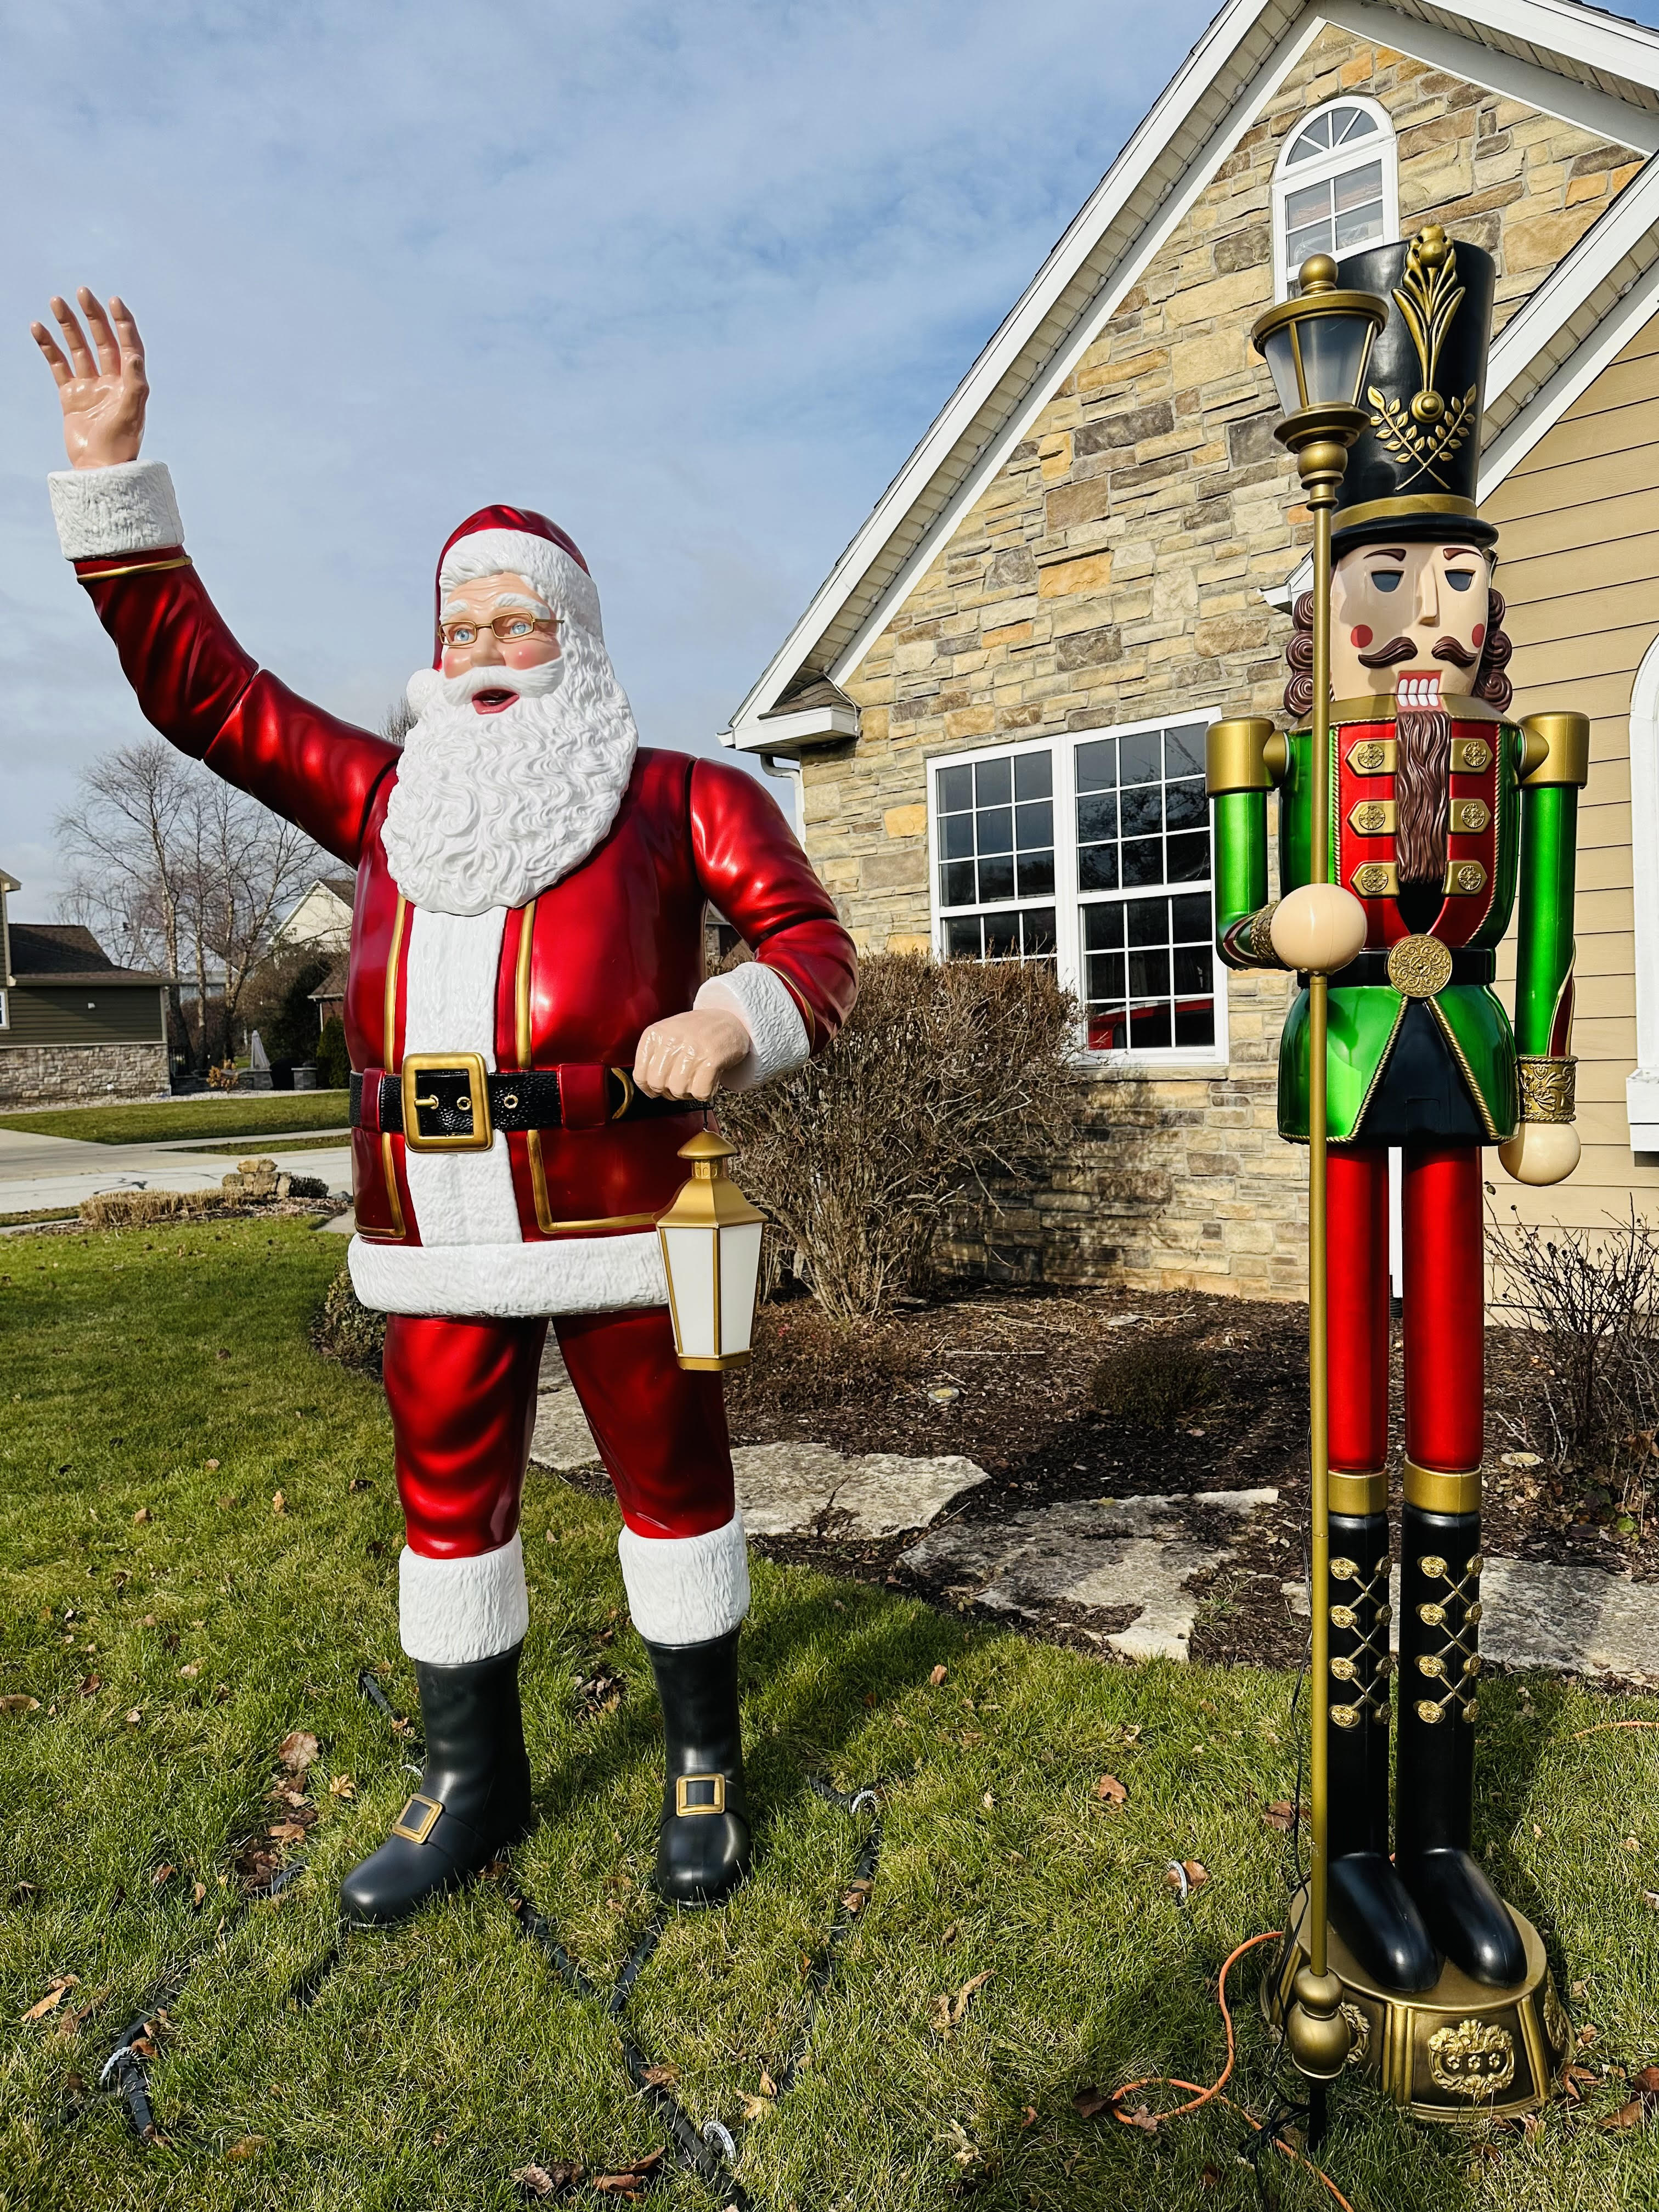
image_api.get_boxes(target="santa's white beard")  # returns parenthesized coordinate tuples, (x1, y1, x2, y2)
(379, 630, 639, 916)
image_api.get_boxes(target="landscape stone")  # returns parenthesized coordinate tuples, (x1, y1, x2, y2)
(900, 1489, 1279, 1661)
(730, 1442, 988, 1538)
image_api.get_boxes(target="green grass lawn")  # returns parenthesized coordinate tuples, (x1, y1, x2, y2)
(0, 1095, 351, 1146)
(2, 1221, 1657, 2210)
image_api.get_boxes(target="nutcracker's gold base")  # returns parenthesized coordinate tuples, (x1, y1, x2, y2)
(1263, 1885, 1568, 2121)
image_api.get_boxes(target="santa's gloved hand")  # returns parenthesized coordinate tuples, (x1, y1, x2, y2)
(634, 1008, 752, 1102)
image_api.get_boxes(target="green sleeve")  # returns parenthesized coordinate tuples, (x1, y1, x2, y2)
(1213, 788, 1270, 966)
(1514, 781, 1578, 1059)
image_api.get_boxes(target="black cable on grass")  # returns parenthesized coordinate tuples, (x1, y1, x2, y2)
(509, 1780, 885, 2209)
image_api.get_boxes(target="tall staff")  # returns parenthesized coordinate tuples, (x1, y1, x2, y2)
(1247, 256, 1388, 2102)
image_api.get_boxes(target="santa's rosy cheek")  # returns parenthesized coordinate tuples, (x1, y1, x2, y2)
(1350, 625, 1373, 648)
(1472, 623, 1486, 647)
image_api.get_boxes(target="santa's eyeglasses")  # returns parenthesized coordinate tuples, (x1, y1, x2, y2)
(439, 612, 557, 648)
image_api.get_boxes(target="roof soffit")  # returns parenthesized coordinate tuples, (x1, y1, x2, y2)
(730, 0, 1659, 744)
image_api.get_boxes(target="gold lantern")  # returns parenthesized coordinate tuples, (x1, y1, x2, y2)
(656, 1129, 765, 1371)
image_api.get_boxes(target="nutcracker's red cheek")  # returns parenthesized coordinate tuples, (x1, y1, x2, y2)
(1350, 625, 1373, 648)
(1472, 623, 1486, 647)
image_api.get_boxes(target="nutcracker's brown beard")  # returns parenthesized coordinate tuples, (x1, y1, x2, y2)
(1396, 704, 1453, 887)
(380, 624, 639, 916)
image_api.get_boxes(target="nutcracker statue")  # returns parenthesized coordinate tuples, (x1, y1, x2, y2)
(32, 290, 856, 1926)
(1208, 230, 1582, 2119)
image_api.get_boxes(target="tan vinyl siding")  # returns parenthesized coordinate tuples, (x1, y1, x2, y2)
(1483, 313, 1659, 1229)
(1, 985, 167, 1049)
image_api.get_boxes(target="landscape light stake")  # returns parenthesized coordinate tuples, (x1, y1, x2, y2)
(1248, 255, 1389, 2122)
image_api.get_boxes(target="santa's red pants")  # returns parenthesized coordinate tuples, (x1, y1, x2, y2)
(1327, 1141, 1484, 1474)
(382, 1308, 735, 1558)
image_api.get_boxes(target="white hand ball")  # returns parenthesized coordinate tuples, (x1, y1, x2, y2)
(1498, 1121, 1581, 1186)
(1269, 883, 1369, 974)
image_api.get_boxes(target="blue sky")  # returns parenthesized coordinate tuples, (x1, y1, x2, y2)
(6, 1, 1659, 918)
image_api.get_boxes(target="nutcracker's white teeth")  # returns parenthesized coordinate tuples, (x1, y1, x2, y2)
(1397, 672, 1443, 710)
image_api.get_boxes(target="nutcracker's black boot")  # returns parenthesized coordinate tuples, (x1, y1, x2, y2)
(1324, 1513, 1440, 1993)
(1395, 1504, 1526, 1987)
(340, 1642, 533, 1928)
(644, 1627, 751, 1906)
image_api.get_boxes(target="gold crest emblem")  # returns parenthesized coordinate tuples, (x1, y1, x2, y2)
(1369, 229, 1478, 488)
(1387, 935, 1454, 998)
(1427, 2017, 1516, 2100)
(1457, 738, 1492, 771)
(1353, 862, 1394, 898)
(1447, 860, 1488, 896)
(1457, 799, 1491, 831)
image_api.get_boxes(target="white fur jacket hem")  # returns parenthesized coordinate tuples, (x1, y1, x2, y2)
(347, 1228, 668, 1318)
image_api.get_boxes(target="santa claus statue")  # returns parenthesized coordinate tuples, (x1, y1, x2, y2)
(34, 290, 856, 1925)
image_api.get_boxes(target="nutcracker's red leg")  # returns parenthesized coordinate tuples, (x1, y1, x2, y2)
(1323, 1146, 1437, 1991)
(556, 1308, 751, 1905)
(342, 1311, 545, 1928)
(1396, 1140, 1525, 1985)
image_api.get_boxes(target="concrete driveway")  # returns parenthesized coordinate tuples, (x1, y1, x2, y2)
(0, 1124, 353, 1216)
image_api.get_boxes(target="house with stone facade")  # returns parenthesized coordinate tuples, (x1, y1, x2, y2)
(0, 872, 169, 1105)
(724, 0, 1659, 1297)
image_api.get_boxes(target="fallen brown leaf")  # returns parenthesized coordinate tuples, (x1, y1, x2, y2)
(267, 1822, 306, 1845)
(1635, 2066, 1659, 2099)
(1602, 2100, 1649, 2132)
(1201, 2166, 1224, 2189)
(193, 1882, 207, 1906)
(941, 1920, 959, 1948)
(593, 2148, 666, 2195)
(1183, 1860, 1209, 1888)
(758, 2067, 776, 2097)
(0, 1695, 40, 1716)
(737, 2092, 774, 2123)
(270, 1491, 286, 1515)
(1019, 2105, 1037, 2128)
(1262, 1801, 1299, 1832)
(1072, 2086, 1110, 2119)
(76, 1675, 100, 1698)
(151, 1865, 174, 1888)
(329, 1774, 356, 1799)
(125, 1709, 142, 1726)
(225, 2136, 267, 2162)
(1096, 1774, 1127, 1806)
(276, 1730, 319, 1771)
(512, 2159, 584, 2197)
(132, 1507, 150, 1525)
(929, 1664, 948, 1686)
(1124, 2103, 1159, 2134)
(640, 2062, 678, 2086)
(24, 1976, 78, 2023)
(945, 1970, 992, 2030)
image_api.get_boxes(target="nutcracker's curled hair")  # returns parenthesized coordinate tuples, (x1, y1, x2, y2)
(1283, 584, 1513, 717)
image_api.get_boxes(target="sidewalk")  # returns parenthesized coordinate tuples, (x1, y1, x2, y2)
(0, 1124, 352, 1215)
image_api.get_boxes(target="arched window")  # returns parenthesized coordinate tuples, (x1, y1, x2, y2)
(1272, 97, 1399, 297)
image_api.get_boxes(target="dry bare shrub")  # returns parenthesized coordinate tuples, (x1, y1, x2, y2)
(1090, 1334, 1220, 1427)
(1489, 1200, 1659, 1532)
(312, 1268, 386, 1376)
(79, 1188, 211, 1229)
(716, 951, 1081, 1322)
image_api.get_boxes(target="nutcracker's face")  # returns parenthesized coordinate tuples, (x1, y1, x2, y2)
(1329, 539, 1491, 706)
(439, 571, 562, 714)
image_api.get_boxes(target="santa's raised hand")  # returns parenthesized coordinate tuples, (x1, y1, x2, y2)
(31, 289, 149, 470)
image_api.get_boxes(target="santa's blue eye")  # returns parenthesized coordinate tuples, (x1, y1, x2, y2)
(1370, 571, 1403, 592)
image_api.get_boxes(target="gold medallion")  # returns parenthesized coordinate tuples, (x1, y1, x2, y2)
(1456, 799, 1491, 832)
(1353, 862, 1394, 898)
(1456, 738, 1492, 771)
(1427, 2018, 1517, 2100)
(1386, 935, 1454, 997)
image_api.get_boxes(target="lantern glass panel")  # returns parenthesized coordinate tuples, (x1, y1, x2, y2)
(1296, 309, 1373, 408)
(661, 1225, 718, 1362)
(718, 1219, 765, 1361)
(1261, 324, 1304, 415)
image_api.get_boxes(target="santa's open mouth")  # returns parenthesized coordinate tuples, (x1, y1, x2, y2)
(471, 687, 517, 715)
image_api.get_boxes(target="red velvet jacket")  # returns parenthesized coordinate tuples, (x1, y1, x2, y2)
(75, 548, 856, 1246)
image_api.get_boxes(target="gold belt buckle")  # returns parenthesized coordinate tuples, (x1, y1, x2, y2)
(400, 1051, 493, 1151)
(674, 1772, 726, 1818)
(1386, 935, 1454, 999)
(391, 1791, 443, 1844)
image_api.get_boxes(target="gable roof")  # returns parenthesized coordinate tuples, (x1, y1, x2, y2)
(725, 0, 1659, 753)
(7, 923, 168, 986)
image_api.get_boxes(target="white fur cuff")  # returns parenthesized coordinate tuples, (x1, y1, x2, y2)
(348, 1229, 668, 1317)
(697, 963, 810, 1091)
(399, 1532, 529, 1665)
(48, 460, 184, 560)
(618, 1514, 751, 1645)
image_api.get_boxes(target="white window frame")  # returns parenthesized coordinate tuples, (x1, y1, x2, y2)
(926, 716, 1230, 1073)
(0, 989, 7, 1030)
(1628, 635, 1659, 1152)
(1271, 95, 1399, 301)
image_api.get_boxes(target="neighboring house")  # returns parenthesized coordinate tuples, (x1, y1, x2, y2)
(0, 873, 169, 1105)
(272, 874, 356, 953)
(310, 957, 348, 1031)
(725, 0, 1659, 1297)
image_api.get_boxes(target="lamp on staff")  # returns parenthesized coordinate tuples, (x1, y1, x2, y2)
(1248, 254, 1389, 2102)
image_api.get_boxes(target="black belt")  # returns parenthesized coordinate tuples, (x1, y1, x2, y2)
(1306, 949, 1494, 989)
(349, 1060, 693, 1153)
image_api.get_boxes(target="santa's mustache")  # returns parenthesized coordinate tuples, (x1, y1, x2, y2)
(406, 653, 567, 718)
(1356, 633, 1479, 670)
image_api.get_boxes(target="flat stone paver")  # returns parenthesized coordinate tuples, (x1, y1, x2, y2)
(1283, 1559, 1659, 1684)
(900, 1490, 1279, 1662)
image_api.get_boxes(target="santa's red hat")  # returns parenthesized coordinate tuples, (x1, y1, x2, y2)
(434, 505, 599, 665)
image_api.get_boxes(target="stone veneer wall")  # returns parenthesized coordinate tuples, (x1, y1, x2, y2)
(0, 1044, 170, 1107)
(798, 22, 1642, 1298)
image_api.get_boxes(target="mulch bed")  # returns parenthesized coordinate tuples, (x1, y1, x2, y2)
(725, 1283, 1658, 1669)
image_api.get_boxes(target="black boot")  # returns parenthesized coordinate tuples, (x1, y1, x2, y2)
(340, 1643, 533, 1928)
(1395, 1505, 1526, 1987)
(642, 1627, 751, 1906)
(1324, 1513, 1441, 1993)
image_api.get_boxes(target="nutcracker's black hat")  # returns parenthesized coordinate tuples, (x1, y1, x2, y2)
(1331, 224, 1497, 557)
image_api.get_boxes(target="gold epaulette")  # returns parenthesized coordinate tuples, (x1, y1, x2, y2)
(1519, 712, 1590, 788)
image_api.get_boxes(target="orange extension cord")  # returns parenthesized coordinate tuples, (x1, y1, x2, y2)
(1109, 1931, 1357, 2212)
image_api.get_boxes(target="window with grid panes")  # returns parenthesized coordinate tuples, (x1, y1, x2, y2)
(1272, 100, 1396, 297)
(934, 750, 1057, 965)
(1075, 724, 1214, 1052)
